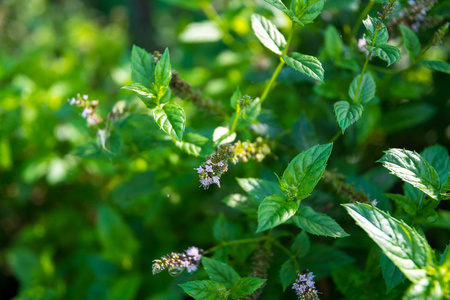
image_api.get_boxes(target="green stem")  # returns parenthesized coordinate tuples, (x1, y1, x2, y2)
(329, 130, 342, 143)
(350, 0, 375, 44)
(353, 26, 379, 103)
(259, 22, 295, 104)
(271, 238, 300, 272)
(204, 236, 267, 255)
(201, 2, 235, 47)
(230, 104, 241, 133)
(352, 52, 371, 103)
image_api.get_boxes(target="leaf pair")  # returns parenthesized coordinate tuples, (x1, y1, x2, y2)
(264, 0, 324, 26)
(344, 203, 449, 299)
(179, 257, 266, 300)
(123, 45, 186, 141)
(256, 144, 343, 233)
(379, 147, 450, 201)
(251, 12, 324, 82)
(362, 16, 401, 66)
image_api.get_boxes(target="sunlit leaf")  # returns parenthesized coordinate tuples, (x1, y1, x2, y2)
(343, 203, 435, 283)
(251, 14, 286, 55)
(257, 194, 298, 232)
(293, 206, 349, 238)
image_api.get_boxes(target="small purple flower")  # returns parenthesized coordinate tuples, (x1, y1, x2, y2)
(292, 271, 319, 300)
(81, 107, 93, 118)
(212, 176, 220, 185)
(217, 161, 224, 167)
(82, 94, 89, 100)
(200, 178, 212, 189)
(194, 166, 204, 173)
(205, 165, 213, 173)
(69, 98, 76, 105)
(206, 159, 212, 164)
(186, 246, 202, 261)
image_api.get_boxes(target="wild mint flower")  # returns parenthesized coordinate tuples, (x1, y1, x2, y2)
(357, 36, 370, 57)
(68, 93, 102, 126)
(389, 0, 438, 34)
(196, 139, 270, 189)
(81, 107, 93, 118)
(152, 247, 203, 276)
(292, 271, 319, 300)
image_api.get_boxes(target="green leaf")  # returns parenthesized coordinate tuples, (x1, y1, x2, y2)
(153, 102, 186, 141)
(419, 60, 450, 73)
(280, 259, 297, 291)
(378, 148, 441, 200)
(399, 25, 421, 60)
(380, 253, 406, 291)
(131, 45, 155, 87)
(179, 280, 228, 300)
(365, 44, 401, 66)
(230, 86, 241, 109)
(291, 231, 310, 257)
(333, 101, 364, 134)
(213, 214, 237, 242)
(403, 278, 445, 300)
(289, 0, 325, 25)
(324, 25, 343, 59)
(385, 193, 418, 216)
(230, 277, 266, 299)
(343, 203, 435, 283)
(281, 143, 333, 200)
(293, 206, 349, 238)
(263, 0, 290, 14)
(236, 178, 282, 202)
(251, 14, 286, 55)
(175, 132, 209, 157)
(201, 257, 240, 289)
(153, 48, 172, 99)
(213, 126, 236, 146)
(121, 83, 154, 98)
(282, 52, 324, 82)
(222, 194, 259, 216)
(363, 16, 389, 46)
(257, 194, 298, 232)
(421, 144, 450, 185)
(121, 83, 156, 108)
(348, 73, 376, 104)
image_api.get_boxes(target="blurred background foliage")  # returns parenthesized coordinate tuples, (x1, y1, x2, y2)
(0, 0, 449, 299)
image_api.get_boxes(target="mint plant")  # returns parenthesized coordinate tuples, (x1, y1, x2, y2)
(83, 0, 449, 298)
(3, 0, 449, 299)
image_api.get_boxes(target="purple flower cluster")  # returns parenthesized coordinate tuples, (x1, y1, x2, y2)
(68, 94, 102, 126)
(152, 246, 203, 276)
(292, 271, 319, 300)
(389, 0, 437, 33)
(195, 145, 232, 189)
